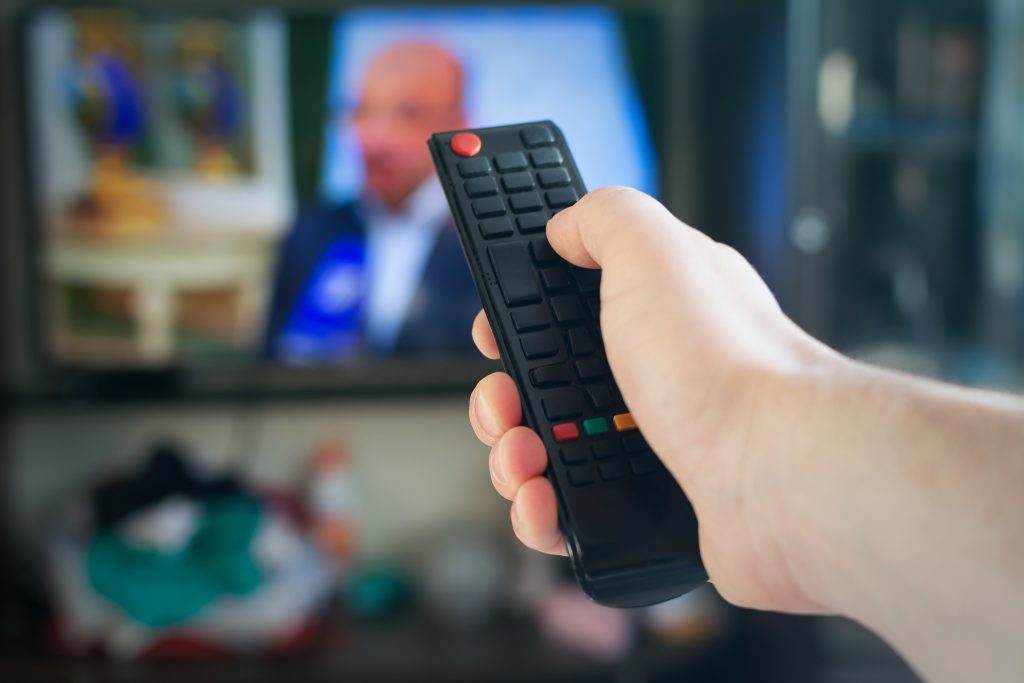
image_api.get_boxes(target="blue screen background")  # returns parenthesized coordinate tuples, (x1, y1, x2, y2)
(319, 6, 658, 204)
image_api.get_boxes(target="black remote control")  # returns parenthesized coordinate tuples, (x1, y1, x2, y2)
(428, 121, 706, 607)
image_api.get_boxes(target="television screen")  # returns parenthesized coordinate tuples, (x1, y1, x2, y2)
(24, 5, 658, 372)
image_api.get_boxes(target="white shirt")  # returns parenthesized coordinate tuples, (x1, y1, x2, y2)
(362, 178, 451, 353)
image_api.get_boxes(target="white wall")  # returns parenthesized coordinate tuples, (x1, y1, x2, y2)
(6, 399, 505, 561)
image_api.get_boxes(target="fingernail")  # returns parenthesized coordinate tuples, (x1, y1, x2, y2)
(474, 392, 502, 440)
(489, 446, 507, 486)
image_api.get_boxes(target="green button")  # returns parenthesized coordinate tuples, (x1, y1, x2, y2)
(583, 417, 609, 436)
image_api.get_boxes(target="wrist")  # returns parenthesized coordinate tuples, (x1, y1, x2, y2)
(766, 360, 1024, 683)
(744, 350, 877, 614)
(759, 354, 1024, 619)
(679, 340, 860, 615)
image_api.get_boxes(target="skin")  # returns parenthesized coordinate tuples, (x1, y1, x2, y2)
(352, 43, 467, 210)
(468, 187, 1024, 683)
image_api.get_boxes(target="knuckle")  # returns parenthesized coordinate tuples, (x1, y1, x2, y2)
(589, 185, 646, 207)
(716, 242, 750, 266)
(585, 186, 662, 229)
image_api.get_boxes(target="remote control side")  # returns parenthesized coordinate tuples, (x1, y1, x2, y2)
(429, 121, 706, 607)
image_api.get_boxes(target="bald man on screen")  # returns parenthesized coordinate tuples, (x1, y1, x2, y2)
(266, 42, 480, 361)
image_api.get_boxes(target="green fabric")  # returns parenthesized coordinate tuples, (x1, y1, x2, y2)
(346, 566, 413, 619)
(86, 494, 263, 627)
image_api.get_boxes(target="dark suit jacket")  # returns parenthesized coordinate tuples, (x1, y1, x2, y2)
(265, 201, 480, 357)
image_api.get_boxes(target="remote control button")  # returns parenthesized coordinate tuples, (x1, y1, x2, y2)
(529, 364, 571, 388)
(451, 132, 482, 157)
(630, 454, 658, 475)
(575, 357, 607, 383)
(529, 238, 559, 265)
(540, 267, 573, 292)
(517, 211, 548, 234)
(510, 306, 548, 332)
(583, 417, 609, 436)
(550, 295, 585, 325)
(552, 422, 579, 443)
(599, 460, 628, 481)
(464, 176, 498, 197)
(568, 467, 594, 487)
(622, 432, 647, 453)
(501, 171, 535, 192)
(543, 389, 585, 420)
(530, 147, 564, 168)
(494, 151, 528, 172)
(591, 438, 617, 460)
(572, 267, 601, 295)
(521, 125, 555, 148)
(613, 412, 638, 432)
(510, 192, 543, 214)
(472, 196, 506, 218)
(537, 167, 571, 188)
(567, 328, 595, 356)
(488, 243, 541, 306)
(457, 156, 492, 177)
(559, 445, 587, 466)
(586, 386, 614, 411)
(546, 187, 579, 209)
(520, 330, 557, 359)
(479, 217, 513, 239)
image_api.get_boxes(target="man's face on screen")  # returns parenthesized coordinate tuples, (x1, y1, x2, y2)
(352, 43, 466, 209)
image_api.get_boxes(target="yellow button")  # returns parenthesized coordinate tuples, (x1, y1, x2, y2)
(613, 413, 637, 431)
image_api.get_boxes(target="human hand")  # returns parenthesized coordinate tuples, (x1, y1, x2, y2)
(467, 187, 1024, 683)
(468, 186, 842, 614)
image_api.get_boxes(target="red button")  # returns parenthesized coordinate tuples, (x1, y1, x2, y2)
(552, 423, 579, 443)
(451, 132, 481, 157)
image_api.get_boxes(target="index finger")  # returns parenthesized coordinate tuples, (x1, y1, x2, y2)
(472, 309, 500, 360)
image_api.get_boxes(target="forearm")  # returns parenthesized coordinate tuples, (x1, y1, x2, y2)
(779, 359, 1024, 683)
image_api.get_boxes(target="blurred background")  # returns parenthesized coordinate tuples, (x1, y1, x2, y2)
(0, 0, 1020, 681)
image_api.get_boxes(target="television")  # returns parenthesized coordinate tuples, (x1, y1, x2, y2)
(17, 4, 664, 399)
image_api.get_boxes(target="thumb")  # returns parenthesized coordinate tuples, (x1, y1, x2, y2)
(546, 186, 698, 272)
